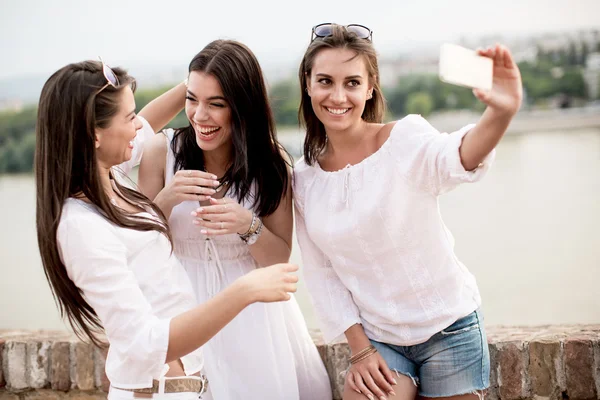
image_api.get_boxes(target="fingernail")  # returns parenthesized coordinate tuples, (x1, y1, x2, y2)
(367, 395, 374, 400)
(390, 391, 396, 396)
(211, 189, 217, 194)
(392, 378, 397, 385)
(193, 220, 200, 225)
(198, 208, 204, 212)
(190, 211, 197, 217)
(211, 174, 217, 179)
(201, 229, 207, 234)
(380, 396, 387, 400)
(214, 180, 220, 186)
(355, 389, 361, 394)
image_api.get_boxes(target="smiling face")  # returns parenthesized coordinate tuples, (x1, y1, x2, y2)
(94, 86, 142, 169)
(185, 71, 233, 154)
(306, 47, 373, 134)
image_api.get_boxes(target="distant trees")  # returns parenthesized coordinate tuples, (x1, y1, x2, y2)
(0, 107, 36, 173)
(518, 59, 587, 101)
(386, 74, 484, 118)
(270, 79, 301, 127)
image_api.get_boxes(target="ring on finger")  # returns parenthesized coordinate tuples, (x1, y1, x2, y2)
(186, 170, 192, 176)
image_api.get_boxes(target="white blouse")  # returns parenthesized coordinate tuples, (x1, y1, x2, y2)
(293, 114, 495, 346)
(56, 117, 203, 388)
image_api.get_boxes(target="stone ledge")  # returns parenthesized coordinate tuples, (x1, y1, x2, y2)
(2, 325, 600, 400)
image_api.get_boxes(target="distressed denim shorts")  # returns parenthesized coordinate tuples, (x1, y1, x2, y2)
(370, 308, 490, 398)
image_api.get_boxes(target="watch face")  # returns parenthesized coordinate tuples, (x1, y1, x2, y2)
(247, 234, 258, 245)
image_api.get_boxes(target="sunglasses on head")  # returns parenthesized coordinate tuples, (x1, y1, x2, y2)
(97, 56, 119, 92)
(311, 23, 373, 42)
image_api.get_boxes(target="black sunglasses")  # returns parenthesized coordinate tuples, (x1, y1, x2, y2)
(311, 23, 373, 42)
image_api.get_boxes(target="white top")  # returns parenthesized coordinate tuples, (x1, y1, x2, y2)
(293, 114, 495, 346)
(56, 117, 203, 388)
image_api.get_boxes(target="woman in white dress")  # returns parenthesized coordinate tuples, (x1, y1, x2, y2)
(138, 40, 332, 400)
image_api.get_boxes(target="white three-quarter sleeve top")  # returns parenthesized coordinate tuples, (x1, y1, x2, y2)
(293, 114, 495, 346)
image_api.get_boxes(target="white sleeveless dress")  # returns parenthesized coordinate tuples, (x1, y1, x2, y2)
(163, 130, 332, 400)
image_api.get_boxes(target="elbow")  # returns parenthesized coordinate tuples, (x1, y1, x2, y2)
(460, 157, 484, 172)
(458, 143, 487, 172)
(110, 317, 171, 371)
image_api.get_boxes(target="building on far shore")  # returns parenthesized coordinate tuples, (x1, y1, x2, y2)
(584, 52, 600, 100)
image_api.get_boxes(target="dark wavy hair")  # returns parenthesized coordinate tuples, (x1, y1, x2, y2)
(171, 40, 291, 217)
(35, 61, 172, 347)
(298, 24, 387, 165)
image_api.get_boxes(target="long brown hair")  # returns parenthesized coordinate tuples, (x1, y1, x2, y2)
(298, 24, 387, 165)
(35, 61, 172, 347)
(172, 40, 291, 216)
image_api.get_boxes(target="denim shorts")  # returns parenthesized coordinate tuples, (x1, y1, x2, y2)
(370, 309, 489, 398)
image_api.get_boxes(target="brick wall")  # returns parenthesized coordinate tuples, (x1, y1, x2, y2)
(1, 325, 599, 399)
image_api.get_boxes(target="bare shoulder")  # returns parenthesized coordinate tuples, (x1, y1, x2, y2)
(139, 132, 169, 185)
(142, 132, 169, 166)
(146, 131, 169, 153)
(374, 121, 397, 147)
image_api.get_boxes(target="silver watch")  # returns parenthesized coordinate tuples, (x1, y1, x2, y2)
(244, 218, 263, 245)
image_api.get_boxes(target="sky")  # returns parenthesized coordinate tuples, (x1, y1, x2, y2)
(1, 0, 599, 81)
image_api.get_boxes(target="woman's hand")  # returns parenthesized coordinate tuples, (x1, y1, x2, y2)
(473, 44, 523, 117)
(346, 351, 397, 400)
(192, 197, 254, 236)
(236, 263, 299, 303)
(154, 170, 219, 214)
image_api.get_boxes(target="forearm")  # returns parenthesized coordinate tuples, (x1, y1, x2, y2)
(345, 323, 372, 354)
(153, 188, 176, 219)
(139, 82, 186, 132)
(248, 226, 291, 267)
(459, 107, 514, 171)
(166, 279, 252, 362)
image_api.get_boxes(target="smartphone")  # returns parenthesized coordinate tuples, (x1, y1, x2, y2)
(438, 43, 493, 91)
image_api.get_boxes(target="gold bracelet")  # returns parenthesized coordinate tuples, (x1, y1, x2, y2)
(350, 348, 378, 365)
(239, 213, 256, 238)
(349, 344, 376, 363)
